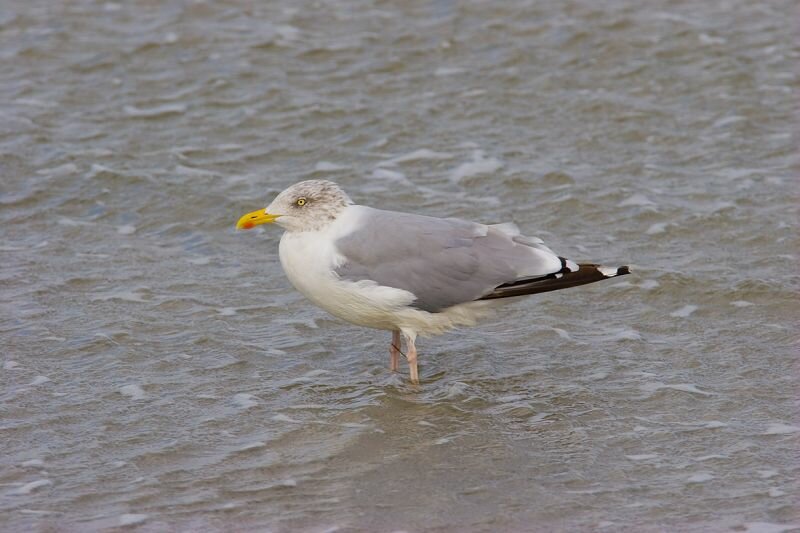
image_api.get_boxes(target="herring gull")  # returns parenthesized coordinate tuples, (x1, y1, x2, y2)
(236, 180, 629, 383)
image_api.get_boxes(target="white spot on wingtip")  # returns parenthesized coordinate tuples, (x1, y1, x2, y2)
(597, 266, 617, 277)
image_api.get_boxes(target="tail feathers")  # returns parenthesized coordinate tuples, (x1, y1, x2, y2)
(478, 263, 630, 301)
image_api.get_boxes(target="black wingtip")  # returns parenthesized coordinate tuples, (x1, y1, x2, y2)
(617, 265, 631, 276)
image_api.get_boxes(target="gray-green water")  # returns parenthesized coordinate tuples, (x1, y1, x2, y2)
(1, 1, 798, 531)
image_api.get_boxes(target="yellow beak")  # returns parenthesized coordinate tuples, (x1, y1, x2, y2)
(236, 209, 281, 230)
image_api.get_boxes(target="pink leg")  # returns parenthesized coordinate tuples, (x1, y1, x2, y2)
(390, 330, 401, 372)
(405, 334, 419, 384)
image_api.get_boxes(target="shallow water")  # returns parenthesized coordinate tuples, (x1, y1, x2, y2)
(1, 0, 798, 531)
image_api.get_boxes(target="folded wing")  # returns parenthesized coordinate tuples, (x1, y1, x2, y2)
(333, 207, 571, 312)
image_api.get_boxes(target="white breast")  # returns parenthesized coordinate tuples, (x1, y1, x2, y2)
(278, 208, 417, 331)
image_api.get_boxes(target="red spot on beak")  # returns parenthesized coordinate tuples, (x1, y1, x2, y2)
(242, 221, 255, 230)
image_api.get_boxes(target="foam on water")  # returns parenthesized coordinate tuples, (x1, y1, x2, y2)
(686, 473, 715, 484)
(119, 384, 146, 400)
(123, 103, 187, 118)
(741, 523, 800, 533)
(448, 150, 503, 182)
(625, 454, 659, 461)
(116, 224, 136, 235)
(378, 149, 455, 166)
(315, 161, 348, 171)
(272, 414, 302, 423)
(763, 423, 799, 435)
(118, 514, 148, 526)
(9, 479, 52, 495)
(237, 441, 267, 452)
(36, 163, 78, 177)
(646, 222, 668, 235)
(640, 382, 715, 397)
(617, 193, 657, 207)
(670, 304, 699, 318)
(232, 393, 259, 409)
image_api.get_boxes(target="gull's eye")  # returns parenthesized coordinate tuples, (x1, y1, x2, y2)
(296, 197, 307, 207)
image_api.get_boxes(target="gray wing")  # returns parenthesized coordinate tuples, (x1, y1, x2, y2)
(333, 207, 566, 312)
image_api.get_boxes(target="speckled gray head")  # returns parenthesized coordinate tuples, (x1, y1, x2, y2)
(237, 180, 353, 233)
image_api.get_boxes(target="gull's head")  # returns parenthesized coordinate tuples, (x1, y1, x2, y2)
(236, 180, 352, 233)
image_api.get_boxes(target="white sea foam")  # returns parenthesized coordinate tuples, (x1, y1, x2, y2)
(639, 279, 659, 290)
(551, 327, 573, 340)
(124, 103, 187, 117)
(174, 165, 216, 177)
(272, 413, 302, 423)
(4, 361, 21, 370)
(670, 305, 698, 318)
(237, 441, 266, 451)
(741, 523, 800, 533)
(117, 224, 136, 235)
(120, 384, 146, 400)
(646, 222, 668, 235)
(315, 161, 347, 171)
(640, 382, 714, 397)
(10, 479, 52, 495)
(695, 454, 727, 461)
(434, 66, 465, 76)
(763, 423, 799, 435)
(20, 459, 45, 468)
(699, 33, 727, 45)
(119, 514, 148, 526)
(448, 150, 503, 182)
(618, 193, 656, 207)
(371, 168, 409, 183)
(712, 115, 745, 128)
(37, 163, 78, 177)
(686, 472, 714, 483)
(626, 454, 658, 461)
(57, 217, 91, 227)
(380, 149, 454, 166)
(606, 328, 642, 342)
(697, 420, 727, 429)
(731, 300, 754, 307)
(217, 307, 237, 316)
(28, 376, 50, 386)
(92, 289, 149, 303)
(232, 393, 259, 409)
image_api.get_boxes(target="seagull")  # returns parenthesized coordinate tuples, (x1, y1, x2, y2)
(236, 180, 629, 384)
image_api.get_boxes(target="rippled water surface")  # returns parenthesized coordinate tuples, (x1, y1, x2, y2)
(2, 1, 798, 531)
